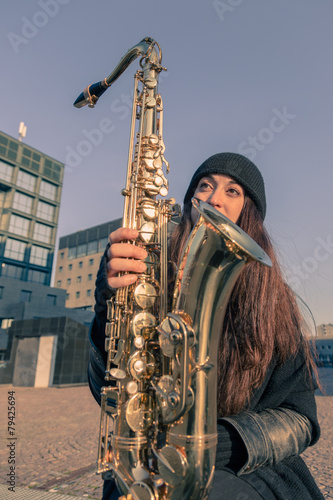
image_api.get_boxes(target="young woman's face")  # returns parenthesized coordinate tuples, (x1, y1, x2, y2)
(191, 174, 245, 225)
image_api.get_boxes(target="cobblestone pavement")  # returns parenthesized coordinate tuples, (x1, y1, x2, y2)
(0, 373, 332, 499)
(0, 385, 103, 499)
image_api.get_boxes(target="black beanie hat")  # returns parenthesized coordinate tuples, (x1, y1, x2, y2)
(184, 152, 266, 220)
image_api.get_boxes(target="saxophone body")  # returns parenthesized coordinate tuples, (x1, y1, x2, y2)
(74, 38, 271, 500)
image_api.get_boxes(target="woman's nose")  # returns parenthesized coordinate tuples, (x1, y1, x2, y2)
(208, 189, 223, 208)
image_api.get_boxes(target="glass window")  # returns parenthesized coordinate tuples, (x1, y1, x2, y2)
(2, 264, 23, 279)
(59, 266, 63, 273)
(77, 243, 86, 257)
(89, 258, 94, 266)
(43, 158, 62, 182)
(60, 251, 64, 259)
(0, 189, 5, 208)
(27, 269, 47, 284)
(21, 147, 40, 172)
(4, 238, 27, 261)
(40, 180, 57, 201)
(0, 160, 14, 182)
(98, 238, 108, 252)
(76, 291, 80, 298)
(8, 214, 30, 237)
(86, 289, 91, 297)
(33, 222, 52, 244)
(57, 280, 61, 287)
(67, 278, 71, 285)
(13, 192, 33, 214)
(20, 290, 32, 302)
(30, 246, 48, 267)
(87, 240, 98, 254)
(36, 201, 55, 222)
(88, 273, 93, 281)
(16, 170, 36, 192)
(77, 276, 81, 283)
(68, 263, 72, 270)
(1, 318, 13, 328)
(68, 247, 77, 260)
(46, 294, 57, 306)
(66, 293, 69, 300)
(0, 286, 3, 299)
(79, 261, 83, 268)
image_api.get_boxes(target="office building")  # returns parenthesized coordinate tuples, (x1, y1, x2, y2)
(54, 218, 122, 310)
(0, 130, 64, 286)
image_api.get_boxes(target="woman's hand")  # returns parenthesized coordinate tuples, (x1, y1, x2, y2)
(106, 227, 147, 289)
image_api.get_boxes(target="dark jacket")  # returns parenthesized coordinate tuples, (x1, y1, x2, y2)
(88, 249, 324, 500)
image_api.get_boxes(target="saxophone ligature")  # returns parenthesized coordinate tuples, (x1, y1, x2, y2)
(74, 37, 271, 500)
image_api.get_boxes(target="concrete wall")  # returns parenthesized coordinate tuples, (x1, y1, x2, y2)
(34, 336, 57, 387)
(12, 337, 39, 386)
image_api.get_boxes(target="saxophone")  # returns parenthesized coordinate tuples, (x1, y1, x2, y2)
(74, 38, 271, 500)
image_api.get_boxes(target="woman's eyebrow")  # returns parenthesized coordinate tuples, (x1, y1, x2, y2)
(197, 175, 214, 185)
(226, 179, 241, 186)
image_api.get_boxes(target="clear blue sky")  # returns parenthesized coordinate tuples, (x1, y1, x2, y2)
(1, 0, 332, 325)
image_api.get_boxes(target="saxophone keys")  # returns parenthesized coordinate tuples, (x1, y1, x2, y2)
(145, 77, 157, 89)
(142, 157, 155, 171)
(126, 381, 138, 395)
(143, 182, 160, 196)
(133, 282, 158, 309)
(130, 481, 156, 500)
(145, 96, 156, 108)
(157, 445, 188, 487)
(133, 336, 145, 349)
(128, 350, 155, 381)
(140, 203, 158, 221)
(148, 133, 159, 145)
(154, 175, 163, 187)
(130, 312, 156, 339)
(109, 368, 127, 380)
(153, 155, 162, 169)
(139, 222, 156, 243)
(159, 186, 168, 197)
(126, 392, 155, 432)
(157, 316, 182, 358)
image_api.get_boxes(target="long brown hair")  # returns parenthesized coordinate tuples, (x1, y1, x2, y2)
(169, 196, 318, 417)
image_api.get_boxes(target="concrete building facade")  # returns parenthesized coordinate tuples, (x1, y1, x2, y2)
(316, 324, 333, 367)
(0, 316, 90, 387)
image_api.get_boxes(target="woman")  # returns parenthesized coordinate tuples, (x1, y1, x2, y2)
(88, 153, 324, 500)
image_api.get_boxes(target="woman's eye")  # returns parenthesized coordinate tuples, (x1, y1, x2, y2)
(198, 181, 212, 190)
(228, 188, 240, 195)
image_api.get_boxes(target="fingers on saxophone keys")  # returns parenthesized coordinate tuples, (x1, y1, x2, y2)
(109, 227, 139, 244)
(107, 258, 147, 275)
(108, 273, 139, 288)
(108, 243, 147, 261)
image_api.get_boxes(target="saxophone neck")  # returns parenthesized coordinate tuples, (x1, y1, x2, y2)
(73, 37, 163, 108)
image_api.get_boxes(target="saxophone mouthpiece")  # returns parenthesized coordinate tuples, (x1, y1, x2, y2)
(73, 79, 110, 108)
